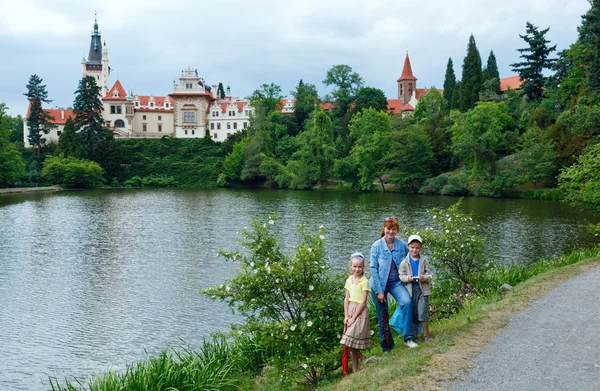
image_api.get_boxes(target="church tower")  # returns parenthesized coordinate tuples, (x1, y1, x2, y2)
(81, 15, 110, 97)
(397, 51, 417, 105)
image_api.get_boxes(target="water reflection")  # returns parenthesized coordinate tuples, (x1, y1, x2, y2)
(0, 188, 598, 390)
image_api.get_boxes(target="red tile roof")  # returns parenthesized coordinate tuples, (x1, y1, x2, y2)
(500, 76, 522, 92)
(136, 95, 173, 107)
(397, 52, 417, 81)
(45, 109, 75, 125)
(103, 80, 127, 101)
(387, 99, 414, 114)
(415, 88, 443, 100)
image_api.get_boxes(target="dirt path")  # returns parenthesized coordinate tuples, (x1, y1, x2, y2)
(445, 265, 600, 391)
(0, 186, 62, 195)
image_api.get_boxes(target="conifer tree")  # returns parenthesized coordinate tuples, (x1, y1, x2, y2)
(511, 22, 557, 102)
(57, 117, 83, 158)
(443, 58, 457, 108)
(291, 79, 319, 129)
(217, 82, 226, 99)
(459, 35, 483, 111)
(73, 76, 104, 159)
(577, 0, 600, 97)
(483, 50, 501, 94)
(24, 74, 57, 157)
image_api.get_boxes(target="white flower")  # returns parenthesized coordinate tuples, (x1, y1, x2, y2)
(445, 230, 450, 233)
(269, 219, 275, 225)
(284, 335, 288, 340)
(337, 333, 341, 338)
(370, 330, 375, 336)
(263, 223, 266, 228)
(250, 261, 255, 267)
(238, 330, 243, 335)
(307, 321, 313, 327)
(290, 324, 297, 331)
(219, 284, 224, 289)
(302, 363, 308, 369)
(276, 278, 280, 283)
(319, 225, 324, 229)
(309, 285, 314, 291)
(448, 218, 452, 222)
(226, 286, 231, 292)
(253, 269, 258, 274)
(308, 248, 312, 253)
(319, 235, 325, 240)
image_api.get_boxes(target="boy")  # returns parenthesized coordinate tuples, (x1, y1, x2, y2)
(399, 234, 433, 342)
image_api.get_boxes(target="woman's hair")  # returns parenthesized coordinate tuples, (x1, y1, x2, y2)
(380, 216, 400, 237)
(349, 252, 365, 275)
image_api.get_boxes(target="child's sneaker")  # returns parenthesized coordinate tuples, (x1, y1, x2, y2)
(403, 339, 418, 348)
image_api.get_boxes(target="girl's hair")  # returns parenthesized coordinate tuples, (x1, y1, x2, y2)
(380, 216, 400, 237)
(349, 252, 365, 275)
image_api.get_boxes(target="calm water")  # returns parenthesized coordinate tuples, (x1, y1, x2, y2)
(0, 188, 598, 390)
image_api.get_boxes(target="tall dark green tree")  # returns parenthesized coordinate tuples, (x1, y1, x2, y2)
(24, 74, 57, 157)
(443, 58, 457, 108)
(0, 103, 25, 187)
(74, 76, 104, 159)
(217, 82, 226, 99)
(576, 0, 600, 97)
(483, 50, 501, 94)
(57, 117, 83, 158)
(510, 22, 557, 102)
(291, 79, 319, 129)
(459, 34, 484, 111)
(352, 86, 388, 114)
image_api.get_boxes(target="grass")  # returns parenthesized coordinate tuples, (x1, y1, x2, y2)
(314, 247, 600, 391)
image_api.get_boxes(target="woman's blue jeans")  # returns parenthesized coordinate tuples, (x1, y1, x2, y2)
(372, 282, 414, 351)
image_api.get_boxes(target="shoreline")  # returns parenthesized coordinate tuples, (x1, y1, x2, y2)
(0, 186, 63, 195)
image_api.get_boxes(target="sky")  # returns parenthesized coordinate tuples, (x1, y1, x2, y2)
(0, 0, 592, 117)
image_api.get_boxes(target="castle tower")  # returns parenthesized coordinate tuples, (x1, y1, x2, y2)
(397, 51, 417, 105)
(81, 15, 109, 97)
(169, 67, 213, 138)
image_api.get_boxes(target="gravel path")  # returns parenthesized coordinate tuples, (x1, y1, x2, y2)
(445, 265, 600, 391)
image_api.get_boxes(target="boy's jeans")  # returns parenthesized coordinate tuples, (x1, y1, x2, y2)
(372, 282, 414, 352)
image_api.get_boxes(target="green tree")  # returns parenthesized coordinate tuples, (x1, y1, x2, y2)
(577, 0, 600, 97)
(322, 64, 363, 118)
(517, 126, 556, 188)
(352, 86, 388, 114)
(73, 76, 104, 159)
(24, 74, 57, 157)
(217, 82, 226, 99)
(248, 83, 284, 119)
(387, 125, 434, 192)
(42, 155, 105, 188)
(291, 79, 319, 130)
(451, 102, 515, 175)
(443, 58, 457, 108)
(479, 78, 502, 102)
(0, 104, 25, 187)
(482, 50, 501, 94)
(57, 117, 83, 158)
(547, 104, 600, 165)
(414, 87, 447, 121)
(459, 35, 483, 111)
(6, 114, 24, 144)
(510, 22, 557, 102)
(558, 141, 600, 214)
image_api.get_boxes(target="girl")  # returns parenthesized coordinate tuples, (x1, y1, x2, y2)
(340, 252, 371, 373)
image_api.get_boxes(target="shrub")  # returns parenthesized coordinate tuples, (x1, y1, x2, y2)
(42, 155, 105, 188)
(124, 176, 142, 188)
(203, 216, 344, 385)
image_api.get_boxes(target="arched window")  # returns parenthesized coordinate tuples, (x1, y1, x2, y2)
(114, 119, 125, 128)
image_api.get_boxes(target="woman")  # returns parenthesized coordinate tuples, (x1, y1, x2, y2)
(369, 217, 418, 351)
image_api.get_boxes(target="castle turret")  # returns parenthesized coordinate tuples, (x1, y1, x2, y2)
(82, 14, 109, 98)
(397, 51, 417, 105)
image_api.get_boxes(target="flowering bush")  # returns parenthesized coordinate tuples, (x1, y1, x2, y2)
(203, 216, 344, 385)
(419, 199, 489, 285)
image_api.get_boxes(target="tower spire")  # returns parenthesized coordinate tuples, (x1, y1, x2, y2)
(397, 51, 417, 81)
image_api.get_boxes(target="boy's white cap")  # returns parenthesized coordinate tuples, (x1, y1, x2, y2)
(407, 234, 423, 244)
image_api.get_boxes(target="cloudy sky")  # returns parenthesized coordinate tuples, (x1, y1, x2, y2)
(0, 0, 592, 117)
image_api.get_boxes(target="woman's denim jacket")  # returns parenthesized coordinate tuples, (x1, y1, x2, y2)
(368, 237, 408, 295)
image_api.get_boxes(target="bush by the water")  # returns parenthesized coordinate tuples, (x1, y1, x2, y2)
(42, 155, 104, 188)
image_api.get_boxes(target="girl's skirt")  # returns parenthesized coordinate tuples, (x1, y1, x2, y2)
(340, 302, 372, 350)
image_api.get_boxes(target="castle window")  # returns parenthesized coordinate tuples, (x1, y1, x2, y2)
(184, 111, 195, 123)
(210, 123, 214, 130)
(227, 122, 231, 130)
(114, 119, 125, 128)
(135, 102, 139, 107)
(143, 124, 147, 132)
(166, 103, 169, 108)
(217, 123, 221, 130)
(57, 131, 62, 136)
(213, 133, 218, 139)
(229, 110, 235, 116)
(158, 124, 162, 132)
(158, 116, 161, 120)
(150, 103, 154, 108)
(192, 130, 195, 135)
(143, 115, 146, 120)
(106, 121, 111, 127)
(185, 130, 188, 135)
(233, 122, 237, 130)
(243, 122, 248, 129)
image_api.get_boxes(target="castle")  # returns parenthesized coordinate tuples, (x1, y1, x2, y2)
(24, 18, 454, 147)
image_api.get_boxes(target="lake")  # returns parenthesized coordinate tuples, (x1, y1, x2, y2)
(0, 188, 598, 390)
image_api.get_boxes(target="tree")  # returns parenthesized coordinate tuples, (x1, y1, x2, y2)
(459, 35, 483, 111)
(387, 125, 434, 192)
(483, 50, 501, 95)
(558, 141, 600, 214)
(73, 76, 104, 159)
(42, 155, 105, 188)
(451, 102, 515, 175)
(322, 65, 364, 117)
(57, 117, 83, 158)
(517, 126, 556, 188)
(510, 22, 557, 102)
(291, 79, 319, 130)
(0, 103, 25, 187)
(6, 114, 23, 144)
(24, 74, 57, 157)
(352, 86, 388, 114)
(414, 87, 447, 121)
(248, 83, 284, 119)
(443, 58, 457, 108)
(577, 0, 600, 97)
(217, 82, 226, 99)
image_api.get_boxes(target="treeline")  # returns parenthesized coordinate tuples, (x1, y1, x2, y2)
(1, 3, 600, 210)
